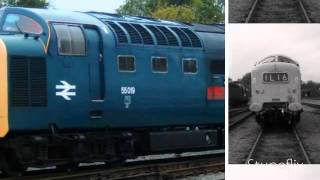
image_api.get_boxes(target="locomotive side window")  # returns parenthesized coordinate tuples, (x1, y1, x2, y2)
(183, 58, 197, 74)
(152, 57, 168, 73)
(2, 14, 43, 34)
(53, 24, 85, 56)
(118, 56, 135, 72)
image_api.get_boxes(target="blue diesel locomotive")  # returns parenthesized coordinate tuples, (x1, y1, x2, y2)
(0, 7, 225, 174)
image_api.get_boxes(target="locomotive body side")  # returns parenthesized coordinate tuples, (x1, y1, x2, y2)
(249, 55, 302, 125)
(4, 8, 225, 132)
(0, 7, 225, 174)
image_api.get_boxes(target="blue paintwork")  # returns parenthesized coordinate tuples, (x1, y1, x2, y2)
(0, 7, 225, 132)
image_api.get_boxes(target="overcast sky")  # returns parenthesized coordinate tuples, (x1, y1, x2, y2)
(49, 0, 126, 13)
(229, 24, 320, 82)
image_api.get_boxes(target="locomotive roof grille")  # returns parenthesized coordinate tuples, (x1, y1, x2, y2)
(145, 25, 168, 46)
(103, 19, 202, 48)
(170, 27, 192, 47)
(156, 26, 179, 46)
(181, 28, 202, 47)
(105, 21, 128, 43)
(131, 23, 154, 45)
(119, 22, 143, 44)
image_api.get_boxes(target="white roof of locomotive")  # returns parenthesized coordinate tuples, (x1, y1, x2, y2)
(256, 54, 299, 66)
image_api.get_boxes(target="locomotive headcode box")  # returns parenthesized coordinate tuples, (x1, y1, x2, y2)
(263, 73, 288, 82)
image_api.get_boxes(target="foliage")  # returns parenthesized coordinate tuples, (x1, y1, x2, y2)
(193, 0, 224, 23)
(1, 0, 48, 8)
(302, 81, 320, 97)
(116, 0, 150, 16)
(151, 5, 196, 23)
(117, 0, 224, 23)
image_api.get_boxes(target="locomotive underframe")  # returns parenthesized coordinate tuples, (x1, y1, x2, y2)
(0, 125, 224, 175)
(255, 102, 301, 125)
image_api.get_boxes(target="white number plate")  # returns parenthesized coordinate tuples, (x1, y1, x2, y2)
(121, 87, 136, 95)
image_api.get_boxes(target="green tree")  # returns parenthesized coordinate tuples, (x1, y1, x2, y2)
(116, 0, 165, 17)
(1, 0, 48, 8)
(151, 5, 196, 23)
(193, 0, 224, 23)
(117, 0, 224, 23)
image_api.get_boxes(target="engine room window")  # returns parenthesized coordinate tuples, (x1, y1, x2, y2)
(2, 14, 43, 34)
(53, 24, 85, 56)
(183, 59, 197, 74)
(152, 57, 168, 73)
(118, 56, 135, 72)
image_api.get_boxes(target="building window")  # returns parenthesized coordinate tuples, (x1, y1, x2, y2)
(2, 14, 43, 34)
(118, 56, 135, 72)
(53, 24, 86, 56)
(152, 57, 168, 73)
(183, 58, 197, 74)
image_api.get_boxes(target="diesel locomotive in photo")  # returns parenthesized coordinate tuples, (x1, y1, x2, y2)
(0, 7, 225, 175)
(229, 81, 249, 107)
(249, 55, 302, 125)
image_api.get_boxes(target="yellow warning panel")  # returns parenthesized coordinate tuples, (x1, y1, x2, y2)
(0, 39, 8, 138)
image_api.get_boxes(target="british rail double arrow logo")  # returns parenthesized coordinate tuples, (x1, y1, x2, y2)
(55, 81, 76, 101)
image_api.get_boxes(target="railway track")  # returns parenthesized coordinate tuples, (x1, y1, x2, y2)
(300, 101, 320, 116)
(245, 0, 311, 23)
(229, 108, 254, 130)
(302, 102, 320, 109)
(0, 152, 224, 180)
(245, 125, 311, 164)
(229, 107, 249, 118)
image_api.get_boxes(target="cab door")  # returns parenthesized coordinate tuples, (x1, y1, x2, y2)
(83, 26, 104, 101)
(51, 23, 105, 128)
(83, 26, 105, 121)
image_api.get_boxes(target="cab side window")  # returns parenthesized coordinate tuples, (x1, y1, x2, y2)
(53, 24, 86, 56)
(2, 14, 43, 34)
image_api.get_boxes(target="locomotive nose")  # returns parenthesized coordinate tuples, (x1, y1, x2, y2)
(0, 39, 9, 138)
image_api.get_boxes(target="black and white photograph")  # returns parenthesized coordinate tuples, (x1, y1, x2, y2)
(229, 24, 320, 164)
(229, 0, 320, 23)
